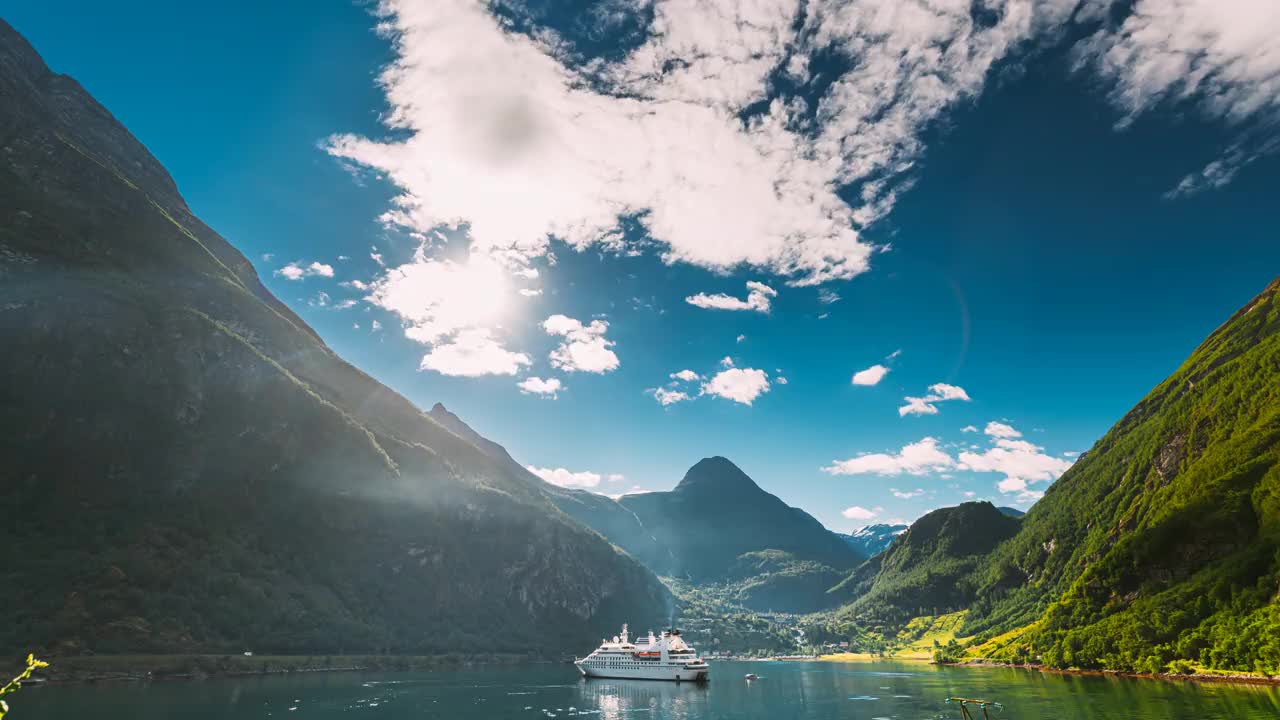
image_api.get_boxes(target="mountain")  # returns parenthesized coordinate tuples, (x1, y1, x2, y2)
(840, 524, 909, 557)
(0, 20, 671, 657)
(618, 457, 863, 580)
(964, 276, 1280, 675)
(831, 502, 1021, 628)
(995, 507, 1025, 518)
(424, 403, 676, 570)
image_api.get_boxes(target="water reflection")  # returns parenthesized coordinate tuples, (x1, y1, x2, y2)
(577, 678, 708, 720)
(15, 660, 1280, 719)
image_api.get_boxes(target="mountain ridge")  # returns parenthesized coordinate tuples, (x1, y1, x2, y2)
(618, 457, 863, 580)
(0, 20, 670, 657)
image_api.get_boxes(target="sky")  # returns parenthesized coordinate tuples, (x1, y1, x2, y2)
(11, 0, 1280, 532)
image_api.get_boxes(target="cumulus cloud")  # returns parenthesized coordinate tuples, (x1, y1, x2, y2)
(823, 437, 955, 476)
(984, 421, 1022, 439)
(686, 281, 777, 313)
(651, 387, 691, 406)
(329, 0, 1280, 352)
(419, 328, 531, 377)
(851, 363, 890, 386)
(702, 367, 771, 405)
(518, 376, 562, 398)
(825, 427, 1073, 499)
(899, 382, 971, 416)
(958, 437, 1074, 497)
(527, 465, 605, 489)
(276, 260, 335, 280)
(670, 369, 701, 382)
(543, 314, 620, 373)
(360, 245, 532, 376)
(842, 505, 878, 521)
(326, 0, 887, 287)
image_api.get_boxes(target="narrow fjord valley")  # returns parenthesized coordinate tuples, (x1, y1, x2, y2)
(3, 3, 1280, 718)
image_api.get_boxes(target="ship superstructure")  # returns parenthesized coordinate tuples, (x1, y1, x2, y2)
(576, 625, 709, 682)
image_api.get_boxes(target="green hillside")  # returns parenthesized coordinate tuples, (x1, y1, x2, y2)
(964, 276, 1280, 675)
(0, 20, 670, 657)
(831, 502, 1021, 630)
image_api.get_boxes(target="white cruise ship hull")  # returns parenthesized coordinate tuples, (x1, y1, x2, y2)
(577, 663, 709, 682)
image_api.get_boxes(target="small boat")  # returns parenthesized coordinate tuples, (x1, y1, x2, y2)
(744, 673, 758, 681)
(576, 625, 709, 682)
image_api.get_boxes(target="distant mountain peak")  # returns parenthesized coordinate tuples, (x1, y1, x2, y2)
(675, 456, 760, 493)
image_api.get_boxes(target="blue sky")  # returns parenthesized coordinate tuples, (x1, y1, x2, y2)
(11, 1, 1280, 532)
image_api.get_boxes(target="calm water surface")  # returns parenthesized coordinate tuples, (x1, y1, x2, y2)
(18, 660, 1280, 719)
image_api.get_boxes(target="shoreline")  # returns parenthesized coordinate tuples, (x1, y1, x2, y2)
(953, 659, 1280, 688)
(816, 653, 1279, 688)
(18, 653, 548, 685)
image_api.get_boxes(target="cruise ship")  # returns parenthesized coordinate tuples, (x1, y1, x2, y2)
(576, 625, 709, 682)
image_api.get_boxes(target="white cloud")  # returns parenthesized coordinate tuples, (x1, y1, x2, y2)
(519, 288, 543, 297)
(686, 281, 777, 313)
(702, 367, 770, 405)
(543, 314, 620, 373)
(720, 356, 735, 367)
(984, 421, 1022, 439)
(841, 505, 878, 521)
(776, 376, 789, 385)
(736, 334, 747, 343)
(326, 0, 883, 287)
(851, 363, 890, 386)
(825, 429, 1072, 498)
(527, 465, 604, 489)
(958, 438, 1075, 497)
(961, 425, 979, 433)
(818, 288, 841, 305)
(517, 376, 562, 398)
(419, 328, 531, 377)
(823, 437, 955, 476)
(359, 246, 533, 376)
(276, 260, 335, 281)
(651, 387, 691, 406)
(329, 0, 1280, 333)
(1074, 0, 1280, 195)
(670, 369, 701, 382)
(899, 382, 971, 416)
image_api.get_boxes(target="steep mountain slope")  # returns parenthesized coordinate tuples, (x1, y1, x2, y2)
(832, 502, 1021, 628)
(0, 20, 670, 656)
(425, 403, 675, 569)
(840, 524, 909, 557)
(965, 276, 1280, 674)
(619, 457, 863, 580)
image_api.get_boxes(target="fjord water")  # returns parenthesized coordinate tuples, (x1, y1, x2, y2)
(18, 661, 1280, 720)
